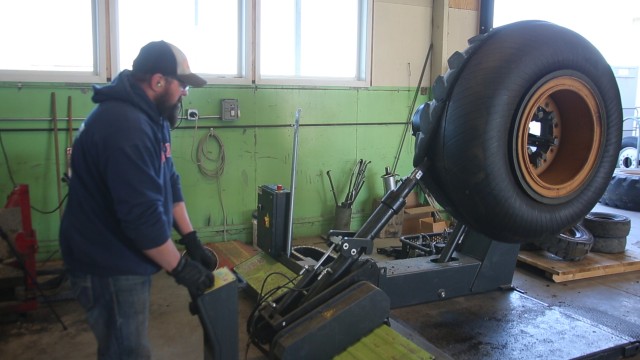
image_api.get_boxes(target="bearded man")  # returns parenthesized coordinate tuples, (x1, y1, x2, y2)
(59, 41, 216, 360)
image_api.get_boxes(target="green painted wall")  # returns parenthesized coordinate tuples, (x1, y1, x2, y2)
(0, 83, 428, 260)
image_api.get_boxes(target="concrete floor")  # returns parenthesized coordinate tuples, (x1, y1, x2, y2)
(1, 203, 639, 359)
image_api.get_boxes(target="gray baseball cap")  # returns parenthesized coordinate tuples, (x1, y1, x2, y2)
(132, 40, 206, 87)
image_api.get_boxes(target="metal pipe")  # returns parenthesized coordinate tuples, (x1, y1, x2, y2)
(51, 92, 63, 219)
(67, 97, 73, 145)
(286, 109, 302, 258)
(399, 237, 432, 254)
(66, 96, 73, 179)
(326, 170, 339, 207)
(315, 243, 337, 268)
(0, 121, 405, 131)
(0, 117, 85, 122)
(479, 0, 494, 34)
(436, 223, 466, 263)
(391, 43, 433, 174)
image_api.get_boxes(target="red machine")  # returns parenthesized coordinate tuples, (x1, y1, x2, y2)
(2, 184, 39, 312)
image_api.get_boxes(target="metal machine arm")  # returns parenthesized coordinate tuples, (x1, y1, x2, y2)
(298, 164, 426, 303)
(250, 162, 427, 345)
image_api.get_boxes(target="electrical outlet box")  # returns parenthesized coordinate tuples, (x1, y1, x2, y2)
(187, 109, 199, 120)
(221, 99, 239, 121)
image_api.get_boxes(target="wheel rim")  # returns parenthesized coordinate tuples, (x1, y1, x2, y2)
(618, 147, 638, 168)
(516, 75, 603, 200)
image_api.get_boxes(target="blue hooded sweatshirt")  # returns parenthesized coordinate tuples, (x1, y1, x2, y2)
(59, 70, 183, 276)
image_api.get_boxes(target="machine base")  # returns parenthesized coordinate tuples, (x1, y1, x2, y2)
(271, 281, 390, 360)
(378, 228, 521, 308)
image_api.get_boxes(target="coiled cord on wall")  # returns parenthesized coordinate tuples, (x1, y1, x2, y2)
(196, 128, 225, 179)
(192, 124, 228, 241)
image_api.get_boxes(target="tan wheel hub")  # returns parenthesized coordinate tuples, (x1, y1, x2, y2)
(517, 76, 603, 199)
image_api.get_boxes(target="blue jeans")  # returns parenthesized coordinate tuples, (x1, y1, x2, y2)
(69, 272, 152, 360)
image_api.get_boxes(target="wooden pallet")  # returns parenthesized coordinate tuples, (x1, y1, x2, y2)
(517, 245, 640, 282)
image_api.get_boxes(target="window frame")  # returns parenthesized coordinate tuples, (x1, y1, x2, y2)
(0, 0, 372, 87)
(0, 0, 109, 84)
(110, 0, 253, 85)
(255, 0, 372, 87)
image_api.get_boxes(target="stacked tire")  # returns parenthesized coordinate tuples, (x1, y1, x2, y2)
(600, 170, 640, 211)
(581, 212, 630, 254)
(535, 224, 594, 261)
(601, 135, 640, 211)
(527, 212, 630, 260)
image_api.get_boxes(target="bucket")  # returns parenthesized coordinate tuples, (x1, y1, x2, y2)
(333, 205, 352, 231)
(381, 174, 397, 194)
(381, 166, 397, 194)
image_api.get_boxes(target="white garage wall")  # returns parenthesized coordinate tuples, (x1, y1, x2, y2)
(372, 0, 433, 87)
(372, 0, 480, 87)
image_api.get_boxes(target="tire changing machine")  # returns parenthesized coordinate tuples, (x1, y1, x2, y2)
(222, 162, 522, 359)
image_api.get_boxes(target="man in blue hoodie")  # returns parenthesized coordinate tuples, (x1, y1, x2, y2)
(59, 41, 216, 359)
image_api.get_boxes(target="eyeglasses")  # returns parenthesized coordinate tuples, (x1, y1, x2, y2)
(166, 76, 189, 92)
(177, 80, 189, 92)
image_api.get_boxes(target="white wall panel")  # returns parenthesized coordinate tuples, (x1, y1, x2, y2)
(372, 0, 433, 87)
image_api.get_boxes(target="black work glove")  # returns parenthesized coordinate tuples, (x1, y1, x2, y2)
(179, 231, 217, 271)
(170, 256, 214, 295)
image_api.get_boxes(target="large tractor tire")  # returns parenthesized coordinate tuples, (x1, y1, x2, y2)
(599, 170, 640, 211)
(621, 136, 638, 149)
(412, 21, 622, 244)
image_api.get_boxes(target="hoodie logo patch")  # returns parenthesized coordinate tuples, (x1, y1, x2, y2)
(161, 143, 172, 163)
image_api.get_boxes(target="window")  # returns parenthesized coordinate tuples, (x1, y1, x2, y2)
(115, 0, 248, 83)
(0, 0, 107, 83)
(0, 0, 372, 86)
(257, 0, 371, 86)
